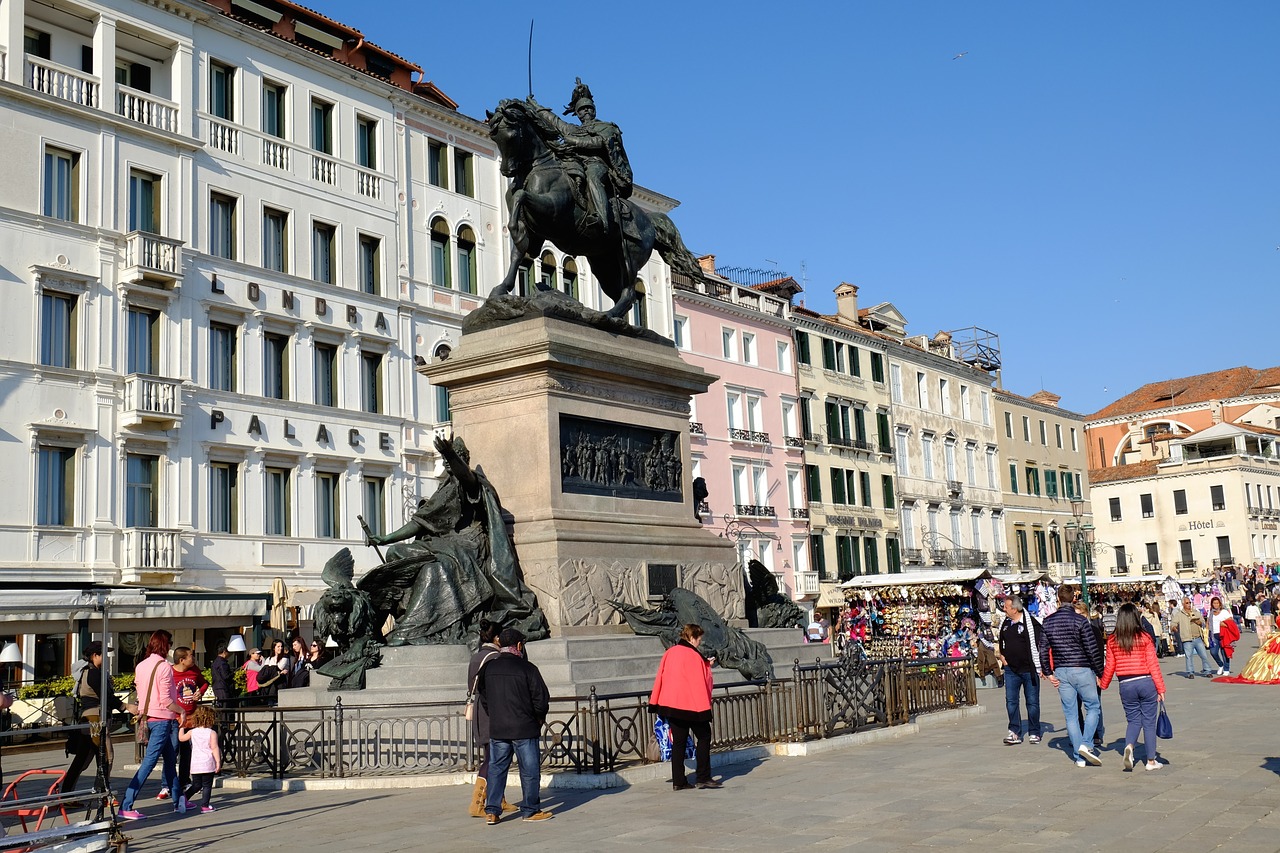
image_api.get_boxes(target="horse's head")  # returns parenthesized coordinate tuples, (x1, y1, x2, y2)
(487, 99, 540, 178)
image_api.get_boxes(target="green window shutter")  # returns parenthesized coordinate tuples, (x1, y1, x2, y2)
(796, 331, 810, 365)
(1009, 463, 1018, 494)
(850, 345, 861, 377)
(861, 472, 873, 508)
(806, 464, 822, 501)
(882, 474, 895, 508)
(825, 401, 840, 440)
(822, 338, 836, 371)
(831, 469, 846, 504)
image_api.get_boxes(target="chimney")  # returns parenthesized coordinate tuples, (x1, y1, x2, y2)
(1029, 390, 1061, 408)
(697, 254, 716, 275)
(834, 282, 859, 324)
(1209, 399, 1223, 425)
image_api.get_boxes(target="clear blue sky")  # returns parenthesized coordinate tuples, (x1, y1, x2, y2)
(305, 1, 1279, 417)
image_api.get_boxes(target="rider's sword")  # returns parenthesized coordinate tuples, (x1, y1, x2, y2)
(527, 19, 535, 99)
(357, 514, 385, 563)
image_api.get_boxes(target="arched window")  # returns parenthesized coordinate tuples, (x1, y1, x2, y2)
(539, 252, 557, 291)
(630, 279, 647, 328)
(456, 226, 477, 295)
(516, 254, 535, 297)
(562, 258, 579, 301)
(429, 217, 451, 288)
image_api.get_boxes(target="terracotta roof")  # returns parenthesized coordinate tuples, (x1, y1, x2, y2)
(1088, 459, 1160, 484)
(1088, 366, 1280, 420)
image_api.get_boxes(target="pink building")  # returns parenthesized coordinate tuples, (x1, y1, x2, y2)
(673, 259, 815, 606)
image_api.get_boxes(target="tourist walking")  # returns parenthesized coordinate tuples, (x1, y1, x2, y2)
(479, 628, 553, 824)
(996, 595, 1047, 745)
(170, 646, 207, 795)
(649, 623, 719, 789)
(1042, 585, 1104, 767)
(1098, 603, 1166, 771)
(177, 706, 221, 813)
(62, 641, 139, 797)
(119, 630, 186, 820)
(1073, 601, 1106, 747)
(467, 620, 514, 818)
(1171, 599, 1214, 678)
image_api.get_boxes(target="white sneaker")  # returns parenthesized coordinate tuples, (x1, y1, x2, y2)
(1077, 744, 1102, 766)
(1145, 761, 1162, 771)
(1075, 758, 1087, 767)
(1123, 744, 1135, 771)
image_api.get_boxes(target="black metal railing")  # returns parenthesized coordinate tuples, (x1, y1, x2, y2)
(729, 428, 770, 444)
(734, 504, 776, 518)
(689, 421, 705, 435)
(784, 435, 804, 448)
(790, 507, 809, 519)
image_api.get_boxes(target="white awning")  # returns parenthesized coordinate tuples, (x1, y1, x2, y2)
(840, 568, 992, 589)
(0, 588, 269, 623)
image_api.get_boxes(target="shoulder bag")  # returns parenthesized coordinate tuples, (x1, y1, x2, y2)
(134, 661, 161, 744)
(465, 651, 499, 722)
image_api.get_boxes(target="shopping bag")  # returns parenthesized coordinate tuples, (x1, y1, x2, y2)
(1156, 700, 1173, 739)
(652, 716, 696, 761)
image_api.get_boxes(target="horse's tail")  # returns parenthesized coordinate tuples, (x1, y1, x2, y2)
(650, 211, 707, 284)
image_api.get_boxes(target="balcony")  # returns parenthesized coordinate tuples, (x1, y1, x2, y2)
(26, 56, 99, 109)
(312, 152, 338, 185)
(790, 507, 809, 519)
(1175, 560, 1197, 573)
(356, 167, 382, 199)
(903, 548, 924, 564)
(117, 86, 179, 133)
(122, 527, 182, 582)
(947, 480, 963, 497)
(794, 571, 821, 597)
(1212, 557, 1235, 568)
(1113, 565, 1131, 575)
(729, 429, 770, 444)
(208, 118, 239, 153)
(122, 231, 184, 286)
(993, 552, 1011, 566)
(784, 435, 804, 448)
(688, 421, 705, 435)
(263, 137, 290, 170)
(734, 504, 776, 519)
(122, 374, 182, 429)
(1142, 562, 1163, 575)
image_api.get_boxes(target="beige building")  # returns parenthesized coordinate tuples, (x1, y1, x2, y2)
(1089, 423, 1280, 578)
(993, 389, 1091, 575)
(794, 284, 901, 578)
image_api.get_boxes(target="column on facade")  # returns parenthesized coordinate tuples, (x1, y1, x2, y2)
(172, 40, 193, 138)
(92, 12, 116, 116)
(245, 311, 265, 397)
(0, 0, 25, 84)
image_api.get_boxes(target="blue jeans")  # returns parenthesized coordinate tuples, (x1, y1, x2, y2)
(1183, 637, 1214, 674)
(486, 738, 541, 817)
(1117, 676, 1159, 762)
(121, 719, 180, 810)
(1208, 635, 1230, 671)
(1054, 667, 1100, 754)
(1003, 668, 1040, 737)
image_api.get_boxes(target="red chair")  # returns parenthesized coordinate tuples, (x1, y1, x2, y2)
(0, 769, 70, 832)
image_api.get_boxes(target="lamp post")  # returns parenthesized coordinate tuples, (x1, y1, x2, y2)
(1069, 497, 1094, 605)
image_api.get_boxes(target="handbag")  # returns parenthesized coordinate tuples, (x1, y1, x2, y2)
(1156, 700, 1173, 739)
(465, 651, 499, 722)
(134, 661, 160, 744)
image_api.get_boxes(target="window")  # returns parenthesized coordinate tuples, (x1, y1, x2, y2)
(805, 464, 822, 502)
(860, 471, 873, 508)
(40, 292, 77, 368)
(1004, 411, 1014, 439)
(263, 332, 290, 400)
(356, 116, 377, 169)
(895, 430, 910, 477)
(430, 218, 451, 288)
(539, 255, 557, 291)
(428, 140, 447, 188)
(960, 385, 971, 420)
(209, 461, 238, 534)
(1140, 493, 1154, 518)
(1025, 466, 1040, 496)
(740, 332, 756, 365)
(876, 411, 891, 453)
(726, 391, 742, 430)
(25, 29, 51, 60)
(263, 81, 287, 138)
(965, 443, 977, 486)
(209, 322, 236, 391)
(786, 468, 803, 510)
(863, 538, 879, 575)
(629, 285, 648, 329)
(673, 316, 689, 350)
(1216, 535, 1232, 562)
(1210, 484, 1225, 511)
(359, 234, 381, 295)
(264, 467, 291, 536)
(263, 208, 288, 272)
(881, 474, 895, 509)
(314, 342, 337, 407)
(1021, 416, 1031, 443)
(1109, 496, 1122, 522)
(361, 351, 383, 414)
(363, 476, 386, 536)
(848, 345, 861, 377)
(1070, 428, 1078, 452)
(43, 147, 80, 221)
(870, 352, 885, 383)
(1008, 462, 1018, 495)
(316, 471, 341, 539)
(312, 222, 336, 284)
(821, 338, 836, 371)
(721, 328, 737, 360)
(810, 534, 826, 580)
(886, 538, 901, 573)
(1179, 539, 1194, 565)
(939, 378, 951, 416)
(776, 340, 791, 373)
(980, 392, 991, 426)
(836, 534, 858, 580)
(921, 434, 935, 479)
(795, 331, 811, 365)
(1173, 489, 1188, 515)
(800, 398, 813, 440)
(1039, 420, 1047, 445)
(562, 260, 579, 300)
(116, 61, 152, 92)
(1062, 471, 1076, 499)
(37, 446, 75, 526)
(1045, 469, 1058, 498)
(889, 363, 903, 403)
(985, 447, 997, 489)
(916, 372, 928, 409)
(435, 383, 451, 423)
(781, 400, 796, 440)
(454, 150, 475, 197)
(209, 60, 235, 120)
(210, 192, 237, 260)
(1115, 545, 1127, 571)
(124, 453, 158, 527)
(943, 440, 957, 480)
(902, 506, 916, 549)
(456, 227, 477, 295)
(126, 307, 159, 375)
(1055, 423, 1064, 449)
(128, 170, 161, 234)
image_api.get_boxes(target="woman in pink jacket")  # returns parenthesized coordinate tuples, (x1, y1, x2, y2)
(649, 624, 719, 790)
(1098, 604, 1166, 772)
(118, 630, 187, 820)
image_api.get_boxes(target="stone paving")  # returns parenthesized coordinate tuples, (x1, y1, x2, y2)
(8, 635, 1279, 852)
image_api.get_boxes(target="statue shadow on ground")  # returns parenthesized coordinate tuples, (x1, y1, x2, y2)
(1262, 757, 1280, 776)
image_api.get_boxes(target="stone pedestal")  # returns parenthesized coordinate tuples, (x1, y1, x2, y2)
(420, 315, 739, 634)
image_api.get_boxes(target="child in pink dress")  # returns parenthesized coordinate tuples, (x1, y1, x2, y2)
(177, 706, 222, 813)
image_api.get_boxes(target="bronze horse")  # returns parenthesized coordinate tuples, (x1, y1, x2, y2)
(485, 98, 706, 320)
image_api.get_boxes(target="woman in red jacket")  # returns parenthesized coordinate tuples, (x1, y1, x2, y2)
(649, 624, 719, 790)
(1098, 603, 1167, 772)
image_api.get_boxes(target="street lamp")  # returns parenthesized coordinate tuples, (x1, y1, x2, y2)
(1069, 497, 1094, 605)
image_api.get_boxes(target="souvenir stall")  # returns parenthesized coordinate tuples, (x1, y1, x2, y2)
(840, 570, 992, 660)
(989, 571, 1059, 621)
(1058, 575, 1222, 612)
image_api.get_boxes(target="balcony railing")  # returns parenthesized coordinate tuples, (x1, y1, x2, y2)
(263, 137, 290, 170)
(734, 504, 776, 519)
(117, 85, 179, 133)
(794, 571, 821, 597)
(993, 552, 1011, 565)
(208, 118, 239, 153)
(122, 374, 182, 428)
(1113, 565, 1130, 575)
(903, 548, 924, 564)
(688, 421, 705, 435)
(312, 152, 338, 185)
(123, 231, 184, 285)
(356, 167, 382, 199)
(878, 443, 893, 456)
(1175, 560, 1197, 571)
(790, 507, 809, 519)
(947, 480, 963, 496)
(1142, 563, 1163, 575)
(729, 429, 770, 444)
(26, 56, 99, 109)
(123, 527, 181, 573)
(784, 435, 804, 448)
(1212, 557, 1235, 568)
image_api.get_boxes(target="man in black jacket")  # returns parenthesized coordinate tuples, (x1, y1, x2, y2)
(210, 643, 234, 707)
(478, 628, 553, 824)
(1043, 585, 1105, 767)
(997, 596, 1048, 745)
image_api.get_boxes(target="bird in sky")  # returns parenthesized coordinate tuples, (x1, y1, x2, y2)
(952, 51, 968, 60)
